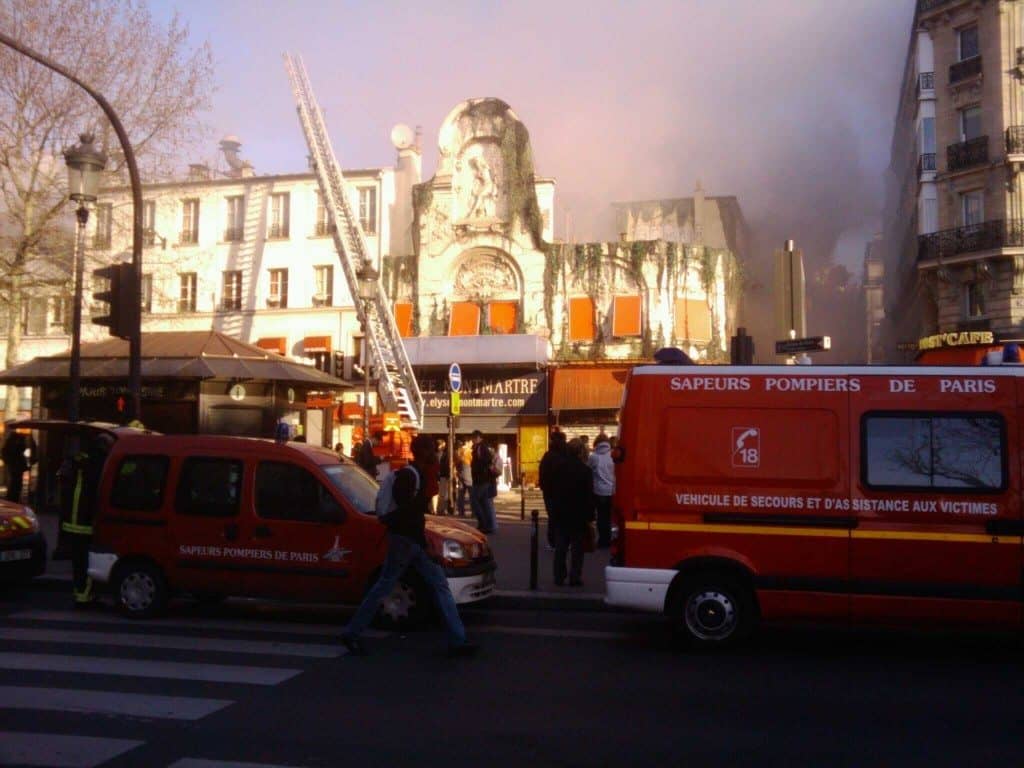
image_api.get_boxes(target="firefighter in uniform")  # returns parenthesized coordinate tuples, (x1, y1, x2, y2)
(60, 434, 111, 605)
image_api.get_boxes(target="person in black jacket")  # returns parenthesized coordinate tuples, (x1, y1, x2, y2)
(340, 434, 478, 658)
(551, 438, 594, 587)
(538, 430, 568, 549)
(2, 426, 31, 503)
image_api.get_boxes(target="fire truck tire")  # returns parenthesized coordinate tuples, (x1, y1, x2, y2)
(114, 560, 168, 619)
(372, 574, 432, 631)
(673, 572, 756, 648)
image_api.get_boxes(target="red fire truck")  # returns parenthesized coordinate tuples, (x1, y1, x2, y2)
(606, 363, 1023, 646)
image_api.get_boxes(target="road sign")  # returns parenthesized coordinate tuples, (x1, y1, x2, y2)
(450, 391, 461, 416)
(448, 362, 462, 392)
(775, 336, 831, 355)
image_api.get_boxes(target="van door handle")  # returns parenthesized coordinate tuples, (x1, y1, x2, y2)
(253, 525, 272, 538)
(223, 523, 239, 541)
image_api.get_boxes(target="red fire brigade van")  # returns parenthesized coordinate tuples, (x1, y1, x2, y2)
(606, 364, 1024, 646)
(30, 424, 495, 624)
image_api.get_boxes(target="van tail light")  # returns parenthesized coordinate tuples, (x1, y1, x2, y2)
(609, 504, 625, 566)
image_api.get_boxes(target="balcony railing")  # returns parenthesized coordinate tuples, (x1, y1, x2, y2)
(177, 299, 196, 314)
(223, 227, 243, 242)
(918, 153, 936, 174)
(947, 135, 988, 172)
(314, 221, 335, 236)
(917, 71, 934, 94)
(1008, 126, 1024, 155)
(179, 230, 198, 245)
(950, 55, 982, 84)
(918, 219, 1024, 261)
(268, 223, 289, 239)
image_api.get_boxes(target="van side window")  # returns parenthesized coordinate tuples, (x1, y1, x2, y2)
(255, 461, 344, 523)
(863, 413, 1005, 491)
(110, 455, 169, 511)
(175, 457, 243, 518)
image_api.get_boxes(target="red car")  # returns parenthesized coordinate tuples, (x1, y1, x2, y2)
(0, 498, 46, 582)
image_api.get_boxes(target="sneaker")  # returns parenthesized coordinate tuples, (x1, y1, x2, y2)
(448, 641, 479, 658)
(340, 633, 368, 657)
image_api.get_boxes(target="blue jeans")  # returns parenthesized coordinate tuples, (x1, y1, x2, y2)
(470, 484, 497, 533)
(344, 534, 467, 647)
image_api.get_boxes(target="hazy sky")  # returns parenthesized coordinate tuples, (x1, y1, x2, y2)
(154, 0, 914, 272)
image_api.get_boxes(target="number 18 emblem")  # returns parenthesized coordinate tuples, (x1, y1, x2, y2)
(732, 427, 760, 468)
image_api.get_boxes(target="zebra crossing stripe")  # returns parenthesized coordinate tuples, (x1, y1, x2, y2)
(168, 760, 311, 768)
(7, 610, 387, 639)
(0, 627, 341, 658)
(0, 653, 300, 685)
(0, 732, 143, 767)
(0, 685, 232, 720)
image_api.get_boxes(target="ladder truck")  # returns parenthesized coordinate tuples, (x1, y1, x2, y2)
(284, 54, 424, 458)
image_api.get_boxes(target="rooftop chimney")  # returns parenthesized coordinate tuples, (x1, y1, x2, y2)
(187, 163, 210, 181)
(220, 135, 252, 178)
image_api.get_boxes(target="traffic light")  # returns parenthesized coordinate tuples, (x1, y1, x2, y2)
(92, 262, 139, 340)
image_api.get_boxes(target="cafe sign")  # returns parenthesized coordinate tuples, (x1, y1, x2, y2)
(917, 331, 995, 350)
(417, 370, 546, 415)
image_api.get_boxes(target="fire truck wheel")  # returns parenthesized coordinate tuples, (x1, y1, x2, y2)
(373, 575, 432, 631)
(675, 573, 755, 648)
(114, 560, 168, 619)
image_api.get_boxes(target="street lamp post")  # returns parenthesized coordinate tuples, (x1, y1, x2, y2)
(63, 134, 107, 424)
(356, 263, 379, 440)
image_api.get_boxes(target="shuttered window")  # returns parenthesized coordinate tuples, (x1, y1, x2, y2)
(674, 298, 712, 342)
(612, 295, 642, 337)
(568, 297, 595, 342)
(394, 302, 414, 337)
(487, 301, 517, 334)
(448, 302, 480, 336)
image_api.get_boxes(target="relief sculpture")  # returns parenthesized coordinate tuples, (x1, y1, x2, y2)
(455, 252, 517, 297)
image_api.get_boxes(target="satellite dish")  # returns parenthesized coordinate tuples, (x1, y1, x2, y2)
(390, 123, 414, 150)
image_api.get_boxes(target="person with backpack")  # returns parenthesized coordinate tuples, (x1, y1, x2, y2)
(340, 434, 479, 658)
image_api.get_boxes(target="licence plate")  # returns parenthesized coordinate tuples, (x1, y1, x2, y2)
(0, 549, 31, 562)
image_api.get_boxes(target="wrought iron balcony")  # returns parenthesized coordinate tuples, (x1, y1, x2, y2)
(947, 136, 988, 172)
(949, 56, 982, 84)
(917, 71, 934, 94)
(268, 223, 289, 239)
(917, 0, 952, 13)
(918, 219, 1024, 261)
(223, 227, 244, 242)
(918, 153, 936, 174)
(1008, 126, 1024, 155)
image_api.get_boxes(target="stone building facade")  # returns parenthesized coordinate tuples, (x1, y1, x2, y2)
(880, 0, 1024, 359)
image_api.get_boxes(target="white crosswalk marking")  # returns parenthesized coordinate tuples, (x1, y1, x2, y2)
(0, 732, 144, 767)
(0, 685, 232, 720)
(0, 652, 300, 684)
(0, 627, 341, 658)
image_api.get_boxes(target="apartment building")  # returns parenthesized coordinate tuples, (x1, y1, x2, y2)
(880, 0, 1024, 359)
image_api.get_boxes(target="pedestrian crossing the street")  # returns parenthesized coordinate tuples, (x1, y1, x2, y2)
(0, 607, 352, 768)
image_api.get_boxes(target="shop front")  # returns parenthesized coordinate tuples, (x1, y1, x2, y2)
(549, 363, 635, 442)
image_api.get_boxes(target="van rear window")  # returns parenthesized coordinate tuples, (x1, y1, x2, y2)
(862, 413, 1005, 491)
(110, 455, 169, 511)
(658, 407, 839, 486)
(175, 457, 243, 518)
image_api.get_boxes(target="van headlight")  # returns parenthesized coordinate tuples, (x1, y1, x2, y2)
(442, 540, 465, 560)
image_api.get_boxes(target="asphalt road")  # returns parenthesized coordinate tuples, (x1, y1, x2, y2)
(1, 583, 1022, 768)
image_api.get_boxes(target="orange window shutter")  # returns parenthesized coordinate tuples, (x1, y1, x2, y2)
(488, 301, 517, 334)
(394, 302, 413, 337)
(449, 302, 481, 336)
(675, 298, 712, 342)
(568, 297, 595, 341)
(612, 295, 642, 337)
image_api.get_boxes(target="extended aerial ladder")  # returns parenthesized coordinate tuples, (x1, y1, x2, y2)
(284, 54, 423, 429)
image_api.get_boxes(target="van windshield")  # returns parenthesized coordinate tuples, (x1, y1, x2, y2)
(323, 464, 378, 515)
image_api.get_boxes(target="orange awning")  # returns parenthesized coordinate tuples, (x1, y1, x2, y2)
(256, 337, 287, 355)
(303, 335, 332, 353)
(551, 366, 630, 411)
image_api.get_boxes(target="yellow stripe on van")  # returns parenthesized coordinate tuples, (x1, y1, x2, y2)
(627, 521, 1020, 544)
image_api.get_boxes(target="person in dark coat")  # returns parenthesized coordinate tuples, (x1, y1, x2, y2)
(538, 430, 569, 549)
(357, 438, 378, 475)
(551, 438, 594, 587)
(2, 426, 31, 503)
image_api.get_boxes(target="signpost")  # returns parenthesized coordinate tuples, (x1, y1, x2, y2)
(446, 362, 461, 515)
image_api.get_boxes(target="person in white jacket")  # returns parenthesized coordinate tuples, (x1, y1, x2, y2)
(587, 436, 616, 548)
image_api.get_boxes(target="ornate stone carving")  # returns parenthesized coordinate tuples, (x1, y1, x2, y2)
(454, 251, 517, 297)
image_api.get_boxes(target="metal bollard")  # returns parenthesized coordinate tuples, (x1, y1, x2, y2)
(529, 509, 539, 591)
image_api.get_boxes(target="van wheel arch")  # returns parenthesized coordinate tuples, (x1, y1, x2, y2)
(112, 556, 169, 619)
(665, 558, 759, 648)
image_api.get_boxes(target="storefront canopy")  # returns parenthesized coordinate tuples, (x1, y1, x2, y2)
(0, 330, 350, 388)
(402, 334, 550, 367)
(550, 365, 633, 411)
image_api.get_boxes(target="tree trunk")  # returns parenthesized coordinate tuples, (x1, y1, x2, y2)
(4, 271, 23, 420)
